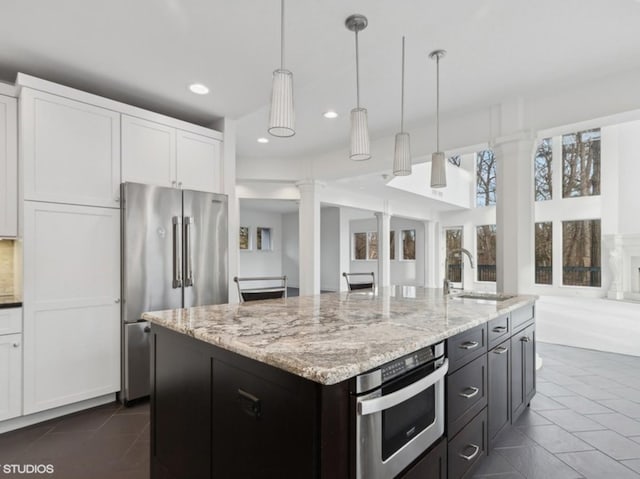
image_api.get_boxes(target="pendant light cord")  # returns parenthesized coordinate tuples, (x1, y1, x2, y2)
(400, 36, 405, 133)
(355, 29, 360, 108)
(436, 54, 440, 152)
(280, 0, 285, 70)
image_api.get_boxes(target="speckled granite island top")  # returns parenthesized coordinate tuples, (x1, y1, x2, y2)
(142, 287, 536, 385)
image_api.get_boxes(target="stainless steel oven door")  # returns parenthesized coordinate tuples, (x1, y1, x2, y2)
(355, 358, 449, 479)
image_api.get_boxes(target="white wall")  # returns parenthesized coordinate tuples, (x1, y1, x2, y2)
(282, 212, 299, 288)
(320, 207, 340, 292)
(238, 208, 283, 278)
(614, 121, 640, 235)
(349, 217, 426, 286)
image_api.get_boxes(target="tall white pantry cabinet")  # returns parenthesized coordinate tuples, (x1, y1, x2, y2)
(16, 76, 224, 420)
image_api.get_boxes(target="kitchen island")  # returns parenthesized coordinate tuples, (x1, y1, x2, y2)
(144, 287, 537, 479)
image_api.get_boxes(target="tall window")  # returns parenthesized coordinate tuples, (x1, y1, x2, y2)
(390, 231, 396, 260)
(562, 129, 601, 198)
(562, 220, 601, 287)
(353, 232, 378, 260)
(445, 228, 463, 283)
(534, 138, 552, 201)
(476, 150, 497, 207)
(256, 227, 272, 251)
(401, 230, 416, 260)
(534, 222, 552, 285)
(368, 232, 378, 260)
(477, 225, 497, 282)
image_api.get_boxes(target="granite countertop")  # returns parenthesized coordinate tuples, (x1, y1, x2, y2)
(0, 295, 22, 309)
(142, 287, 537, 385)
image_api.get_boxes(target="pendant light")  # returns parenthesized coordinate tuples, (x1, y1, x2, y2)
(429, 49, 446, 188)
(393, 37, 411, 176)
(345, 14, 371, 161)
(268, 0, 295, 137)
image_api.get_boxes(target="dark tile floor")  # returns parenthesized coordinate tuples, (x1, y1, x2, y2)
(473, 342, 640, 479)
(1, 342, 639, 478)
(0, 400, 149, 479)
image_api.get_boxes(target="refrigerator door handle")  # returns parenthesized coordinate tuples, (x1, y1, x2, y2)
(172, 216, 183, 288)
(184, 216, 194, 287)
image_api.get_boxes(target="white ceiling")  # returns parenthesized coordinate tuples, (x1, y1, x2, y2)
(2, 0, 640, 161)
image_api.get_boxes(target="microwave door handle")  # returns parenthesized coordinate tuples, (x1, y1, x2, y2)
(172, 216, 182, 288)
(184, 216, 194, 287)
(357, 359, 449, 416)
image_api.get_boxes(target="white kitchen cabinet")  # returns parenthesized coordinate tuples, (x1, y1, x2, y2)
(121, 115, 176, 188)
(177, 130, 222, 193)
(121, 114, 222, 193)
(0, 307, 21, 336)
(0, 95, 17, 237)
(0, 333, 22, 421)
(21, 89, 121, 208)
(22, 201, 120, 414)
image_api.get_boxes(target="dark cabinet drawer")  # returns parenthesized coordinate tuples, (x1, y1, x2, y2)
(400, 438, 447, 479)
(447, 354, 487, 438)
(448, 408, 487, 479)
(488, 314, 510, 350)
(511, 304, 534, 333)
(511, 323, 536, 423)
(488, 339, 511, 445)
(447, 323, 487, 372)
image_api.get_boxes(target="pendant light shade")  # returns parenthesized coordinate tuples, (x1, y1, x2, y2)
(346, 14, 371, 161)
(393, 36, 411, 176)
(429, 49, 447, 188)
(269, 0, 295, 137)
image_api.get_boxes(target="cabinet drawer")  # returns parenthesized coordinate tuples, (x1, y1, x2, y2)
(511, 304, 534, 332)
(447, 354, 487, 438)
(447, 324, 487, 372)
(488, 314, 509, 350)
(0, 308, 21, 335)
(448, 408, 487, 479)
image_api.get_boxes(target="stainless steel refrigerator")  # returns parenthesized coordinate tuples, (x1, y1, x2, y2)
(120, 182, 228, 403)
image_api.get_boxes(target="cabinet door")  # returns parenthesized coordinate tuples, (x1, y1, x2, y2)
(23, 201, 120, 414)
(176, 130, 222, 193)
(21, 89, 121, 207)
(121, 115, 176, 188)
(511, 324, 536, 422)
(488, 339, 510, 444)
(0, 95, 17, 237)
(0, 333, 22, 421)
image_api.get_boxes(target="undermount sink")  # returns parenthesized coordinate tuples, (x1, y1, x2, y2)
(450, 292, 517, 302)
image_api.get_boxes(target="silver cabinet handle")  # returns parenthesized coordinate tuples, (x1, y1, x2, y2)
(178, 181, 182, 188)
(459, 444, 480, 461)
(459, 386, 479, 399)
(520, 336, 532, 343)
(172, 216, 183, 288)
(358, 359, 449, 416)
(492, 326, 507, 333)
(493, 346, 508, 354)
(12, 342, 20, 348)
(183, 216, 194, 288)
(171, 180, 177, 187)
(114, 298, 121, 304)
(459, 341, 479, 350)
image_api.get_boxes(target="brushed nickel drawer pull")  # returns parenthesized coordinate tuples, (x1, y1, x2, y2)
(520, 336, 532, 343)
(459, 386, 479, 399)
(459, 443, 480, 461)
(459, 341, 479, 350)
(492, 326, 507, 333)
(493, 346, 508, 354)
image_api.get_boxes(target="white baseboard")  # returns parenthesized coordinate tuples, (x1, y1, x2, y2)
(0, 393, 116, 434)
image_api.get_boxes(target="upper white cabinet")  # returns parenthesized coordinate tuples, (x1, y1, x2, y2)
(177, 130, 222, 193)
(122, 114, 222, 193)
(20, 88, 121, 208)
(0, 94, 17, 237)
(22, 201, 120, 414)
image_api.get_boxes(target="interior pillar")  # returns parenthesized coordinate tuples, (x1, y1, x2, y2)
(375, 211, 391, 288)
(297, 180, 321, 295)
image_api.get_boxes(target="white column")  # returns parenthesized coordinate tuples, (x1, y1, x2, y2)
(339, 208, 351, 292)
(375, 211, 391, 288)
(494, 134, 535, 294)
(423, 220, 439, 288)
(297, 180, 321, 295)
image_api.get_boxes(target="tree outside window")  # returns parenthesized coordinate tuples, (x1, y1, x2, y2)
(562, 219, 601, 287)
(445, 228, 463, 283)
(367, 232, 378, 260)
(476, 150, 496, 207)
(534, 138, 552, 201)
(401, 230, 416, 260)
(354, 233, 367, 260)
(390, 231, 396, 260)
(448, 155, 461, 167)
(534, 222, 552, 284)
(476, 225, 497, 282)
(562, 129, 600, 198)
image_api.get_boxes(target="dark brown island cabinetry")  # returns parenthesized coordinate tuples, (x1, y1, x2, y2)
(445, 305, 536, 479)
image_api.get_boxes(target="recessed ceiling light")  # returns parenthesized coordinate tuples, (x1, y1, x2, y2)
(257, 137, 269, 144)
(189, 83, 209, 95)
(323, 110, 339, 119)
